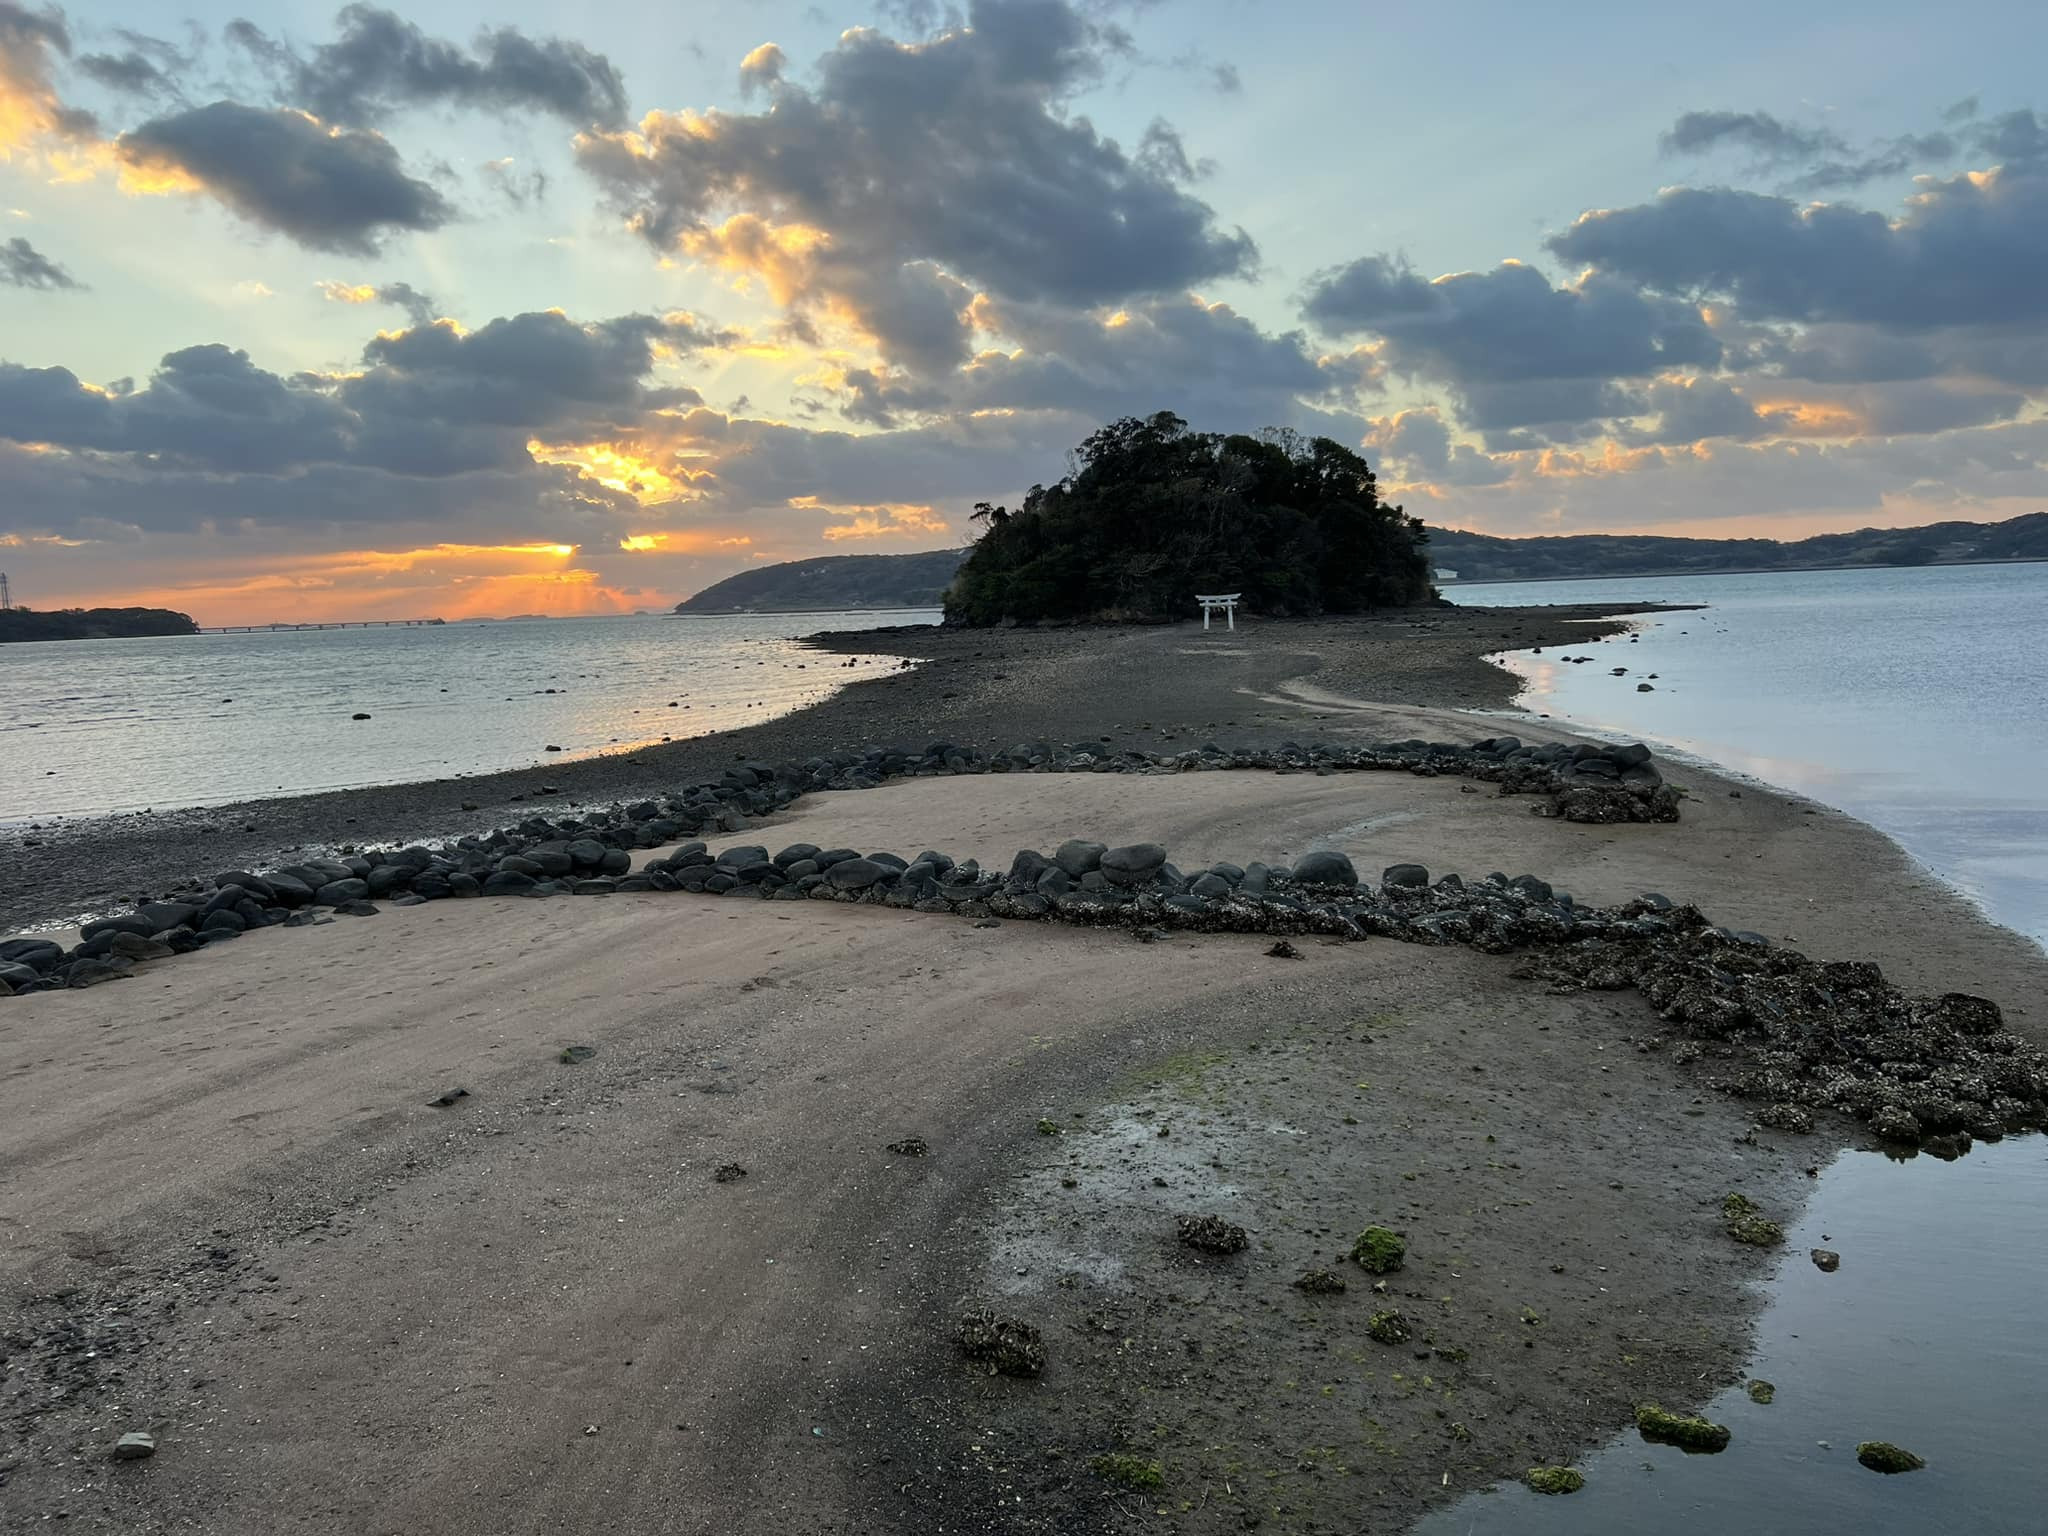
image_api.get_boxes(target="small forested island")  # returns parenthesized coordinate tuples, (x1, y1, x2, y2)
(0, 606, 200, 643)
(944, 412, 1433, 624)
(675, 549, 967, 614)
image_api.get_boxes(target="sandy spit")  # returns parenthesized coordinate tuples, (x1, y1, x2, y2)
(2, 611, 2043, 1534)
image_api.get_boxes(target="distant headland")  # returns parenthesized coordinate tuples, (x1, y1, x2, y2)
(0, 606, 199, 643)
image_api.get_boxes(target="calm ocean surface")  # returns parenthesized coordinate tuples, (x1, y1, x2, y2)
(1436, 562, 2048, 1536)
(0, 610, 940, 823)
(1448, 563, 2048, 950)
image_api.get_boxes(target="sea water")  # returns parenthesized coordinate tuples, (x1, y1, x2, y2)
(1448, 563, 2048, 949)
(0, 610, 940, 822)
(1427, 564, 2048, 1534)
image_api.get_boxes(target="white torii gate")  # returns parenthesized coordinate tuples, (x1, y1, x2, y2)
(1196, 593, 1240, 631)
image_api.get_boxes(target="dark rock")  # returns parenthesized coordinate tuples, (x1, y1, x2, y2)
(428, 1086, 470, 1107)
(111, 1432, 156, 1461)
(826, 858, 890, 891)
(1811, 1248, 1841, 1272)
(1857, 1442, 1925, 1474)
(1101, 843, 1168, 887)
(1381, 862, 1429, 889)
(482, 870, 538, 896)
(1265, 940, 1302, 959)
(1292, 850, 1358, 888)
(66, 957, 132, 988)
(1053, 839, 1106, 877)
(313, 878, 369, 905)
(332, 899, 380, 916)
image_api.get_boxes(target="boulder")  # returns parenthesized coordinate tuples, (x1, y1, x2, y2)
(264, 872, 315, 906)
(0, 937, 66, 971)
(1382, 862, 1429, 889)
(1292, 851, 1358, 888)
(1053, 839, 1107, 877)
(108, 932, 175, 962)
(314, 879, 370, 906)
(827, 858, 891, 891)
(482, 870, 538, 896)
(565, 838, 607, 870)
(66, 957, 132, 988)
(1101, 843, 1168, 887)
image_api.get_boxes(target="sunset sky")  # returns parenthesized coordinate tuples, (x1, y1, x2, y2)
(3, 0, 2045, 623)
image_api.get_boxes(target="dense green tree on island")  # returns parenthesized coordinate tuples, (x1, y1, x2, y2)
(943, 412, 1433, 625)
(0, 606, 200, 643)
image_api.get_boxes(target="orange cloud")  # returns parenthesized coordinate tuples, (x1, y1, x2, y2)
(789, 494, 951, 543)
(527, 439, 698, 503)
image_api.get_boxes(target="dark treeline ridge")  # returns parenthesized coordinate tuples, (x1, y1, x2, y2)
(944, 412, 1433, 625)
(1432, 511, 2048, 582)
(675, 549, 966, 613)
(0, 606, 199, 643)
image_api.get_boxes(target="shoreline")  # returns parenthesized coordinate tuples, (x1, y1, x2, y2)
(0, 604, 1664, 932)
(3, 605, 2044, 1532)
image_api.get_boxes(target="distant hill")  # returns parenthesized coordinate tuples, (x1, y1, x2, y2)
(1430, 512, 2048, 583)
(675, 549, 966, 613)
(0, 606, 199, 643)
(670, 511, 2048, 615)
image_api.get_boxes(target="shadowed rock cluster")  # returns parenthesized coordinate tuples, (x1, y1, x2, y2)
(1516, 914, 2047, 1155)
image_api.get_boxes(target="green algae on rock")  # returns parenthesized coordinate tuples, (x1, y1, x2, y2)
(1722, 1192, 1786, 1247)
(1350, 1224, 1407, 1273)
(1636, 1402, 1732, 1453)
(1525, 1467, 1585, 1495)
(1746, 1380, 1776, 1404)
(1367, 1309, 1412, 1345)
(1035, 1118, 1062, 1136)
(1089, 1452, 1165, 1490)
(1857, 1441, 1926, 1473)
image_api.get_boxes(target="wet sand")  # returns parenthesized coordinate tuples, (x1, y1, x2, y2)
(2, 610, 2043, 1533)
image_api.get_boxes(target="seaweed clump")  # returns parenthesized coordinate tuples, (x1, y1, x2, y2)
(1350, 1225, 1407, 1274)
(1525, 1467, 1584, 1495)
(1367, 1310, 1412, 1345)
(1292, 1268, 1347, 1294)
(1177, 1214, 1249, 1255)
(1722, 1192, 1785, 1247)
(1636, 1403, 1732, 1453)
(958, 1311, 1046, 1378)
(1747, 1380, 1776, 1404)
(1857, 1441, 1925, 1474)
(1088, 1453, 1165, 1490)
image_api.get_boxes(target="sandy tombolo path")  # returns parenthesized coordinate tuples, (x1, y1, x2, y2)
(3, 755, 2043, 1532)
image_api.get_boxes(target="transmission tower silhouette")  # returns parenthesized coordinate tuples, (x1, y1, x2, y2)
(0, 572, 11, 610)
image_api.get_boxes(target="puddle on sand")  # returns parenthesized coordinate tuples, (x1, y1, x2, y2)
(1413, 1136, 2048, 1536)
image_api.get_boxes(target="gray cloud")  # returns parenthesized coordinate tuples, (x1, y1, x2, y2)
(1660, 109, 1849, 164)
(1547, 165, 2048, 330)
(1301, 257, 1717, 436)
(118, 102, 453, 254)
(75, 48, 178, 99)
(232, 4, 629, 130)
(0, 309, 721, 498)
(1369, 409, 1512, 487)
(836, 292, 1340, 431)
(578, 0, 1255, 372)
(0, 0, 99, 140)
(1, 235, 82, 290)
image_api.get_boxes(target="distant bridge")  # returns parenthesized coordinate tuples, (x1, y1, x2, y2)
(198, 619, 445, 633)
